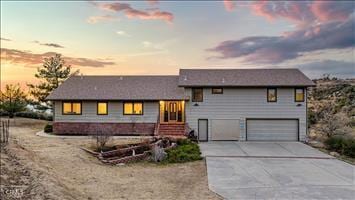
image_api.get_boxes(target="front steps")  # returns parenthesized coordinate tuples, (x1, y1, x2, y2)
(158, 123, 185, 136)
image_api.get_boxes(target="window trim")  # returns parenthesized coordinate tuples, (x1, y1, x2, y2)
(97, 101, 108, 115)
(267, 88, 277, 102)
(62, 101, 82, 115)
(123, 102, 144, 115)
(294, 88, 305, 102)
(192, 88, 203, 102)
(212, 88, 223, 94)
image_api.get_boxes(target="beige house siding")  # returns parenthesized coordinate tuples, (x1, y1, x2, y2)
(184, 88, 307, 141)
(54, 101, 159, 123)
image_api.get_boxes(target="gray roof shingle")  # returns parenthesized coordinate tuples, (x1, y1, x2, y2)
(47, 68, 315, 100)
(178, 68, 315, 87)
(46, 76, 186, 100)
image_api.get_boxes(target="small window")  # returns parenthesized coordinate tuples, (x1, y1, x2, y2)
(295, 88, 305, 102)
(123, 102, 143, 115)
(212, 88, 223, 94)
(62, 102, 81, 115)
(192, 88, 203, 102)
(267, 88, 277, 102)
(97, 102, 108, 115)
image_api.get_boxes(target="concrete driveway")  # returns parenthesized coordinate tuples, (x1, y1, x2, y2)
(200, 142, 355, 199)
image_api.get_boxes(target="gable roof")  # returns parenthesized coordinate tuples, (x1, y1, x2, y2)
(178, 68, 315, 87)
(46, 76, 186, 100)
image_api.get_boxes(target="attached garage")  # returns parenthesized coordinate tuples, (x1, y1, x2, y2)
(246, 119, 299, 141)
(211, 119, 240, 141)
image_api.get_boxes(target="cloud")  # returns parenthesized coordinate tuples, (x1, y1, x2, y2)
(116, 30, 130, 37)
(210, 1, 355, 64)
(1, 37, 11, 41)
(208, 15, 355, 64)
(91, 2, 173, 23)
(224, 0, 236, 12)
(146, 0, 158, 5)
(33, 40, 64, 48)
(87, 15, 119, 24)
(1, 48, 115, 68)
(296, 60, 355, 79)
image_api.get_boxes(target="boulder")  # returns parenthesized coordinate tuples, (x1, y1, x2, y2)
(330, 151, 340, 157)
(152, 145, 167, 162)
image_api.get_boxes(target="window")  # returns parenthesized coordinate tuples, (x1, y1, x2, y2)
(192, 88, 203, 102)
(62, 102, 81, 115)
(295, 88, 305, 102)
(212, 88, 223, 94)
(267, 88, 277, 102)
(97, 102, 108, 115)
(123, 102, 143, 115)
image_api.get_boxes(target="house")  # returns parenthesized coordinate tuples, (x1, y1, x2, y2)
(46, 68, 315, 141)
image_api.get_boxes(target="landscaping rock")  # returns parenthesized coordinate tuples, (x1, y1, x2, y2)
(152, 145, 167, 162)
(308, 140, 325, 148)
(330, 151, 340, 157)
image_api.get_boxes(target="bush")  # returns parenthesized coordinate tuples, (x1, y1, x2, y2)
(164, 139, 202, 163)
(44, 124, 53, 133)
(15, 111, 53, 121)
(325, 136, 355, 158)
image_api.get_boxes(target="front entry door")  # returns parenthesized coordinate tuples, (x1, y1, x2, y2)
(161, 101, 184, 123)
(169, 102, 177, 121)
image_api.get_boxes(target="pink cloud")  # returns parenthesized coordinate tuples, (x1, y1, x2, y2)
(311, 1, 353, 22)
(249, 1, 353, 25)
(92, 2, 173, 23)
(146, 0, 158, 5)
(224, 0, 236, 12)
(1, 48, 115, 68)
(87, 15, 119, 24)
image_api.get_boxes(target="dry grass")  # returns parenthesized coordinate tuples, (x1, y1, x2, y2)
(1, 118, 220, 200)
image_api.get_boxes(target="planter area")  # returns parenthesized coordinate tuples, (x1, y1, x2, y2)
(83, 137, 185, 164)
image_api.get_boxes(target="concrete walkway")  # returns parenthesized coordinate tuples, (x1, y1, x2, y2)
(201, 142, 355, 199)
(199, 141, 333, 158)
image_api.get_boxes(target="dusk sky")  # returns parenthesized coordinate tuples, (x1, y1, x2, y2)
(1, 1, 354, 89)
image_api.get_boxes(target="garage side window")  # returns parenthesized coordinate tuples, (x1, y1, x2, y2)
(295, 88, 305, 102)
(267, 88, 277, 102)
(62, 102, 82, 115)
(192, 88, 203, 102)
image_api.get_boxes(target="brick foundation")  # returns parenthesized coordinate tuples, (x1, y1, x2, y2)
(53, 122, 155, 136)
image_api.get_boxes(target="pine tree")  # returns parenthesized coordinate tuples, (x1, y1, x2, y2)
(0, 84, 27, 118)
(28, 54, 71, 110)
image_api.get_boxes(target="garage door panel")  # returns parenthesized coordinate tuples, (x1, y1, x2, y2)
(247, 119, 298, 141)
(211, 119, 240, 141)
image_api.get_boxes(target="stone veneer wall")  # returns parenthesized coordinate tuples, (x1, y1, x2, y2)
(53, 122, 155, 136)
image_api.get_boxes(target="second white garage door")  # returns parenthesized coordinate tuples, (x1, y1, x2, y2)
(246, 119, 298, 141)
(211, 119, 240, 140)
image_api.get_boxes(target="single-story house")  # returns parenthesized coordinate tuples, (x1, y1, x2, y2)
(46, 68, 315, 141)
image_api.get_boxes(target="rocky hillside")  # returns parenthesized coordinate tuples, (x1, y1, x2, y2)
(308, 77, 354, 140)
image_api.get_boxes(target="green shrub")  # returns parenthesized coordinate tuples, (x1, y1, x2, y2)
(15, 111, 53, 121)
(325, 136, 355, 158)
(343, 139, 355, 158)
(44, 124, 53, 133)
(165, 139, 202, 163)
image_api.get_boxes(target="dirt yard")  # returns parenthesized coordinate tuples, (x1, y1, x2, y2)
(1, 118, 220, 200)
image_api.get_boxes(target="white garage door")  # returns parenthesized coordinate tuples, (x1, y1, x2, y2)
(211, 119, 240, 140)
(247, 119, 298, 141)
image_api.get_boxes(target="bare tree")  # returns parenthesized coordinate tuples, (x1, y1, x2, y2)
(91, 130, 114, 152)
(318, 104, 352, 137)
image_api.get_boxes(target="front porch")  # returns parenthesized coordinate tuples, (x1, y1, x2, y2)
(156, 100, 186, 136)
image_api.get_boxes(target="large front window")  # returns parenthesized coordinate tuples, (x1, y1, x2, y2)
(192, 88, 203, 102)
(63, 102, 81, 115)
(123, 102, 143, 115)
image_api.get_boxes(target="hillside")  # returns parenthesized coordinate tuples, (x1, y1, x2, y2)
(308, 77, 355, 140)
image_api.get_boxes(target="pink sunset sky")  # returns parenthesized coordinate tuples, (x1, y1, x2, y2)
(1, 1, 354, 89)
